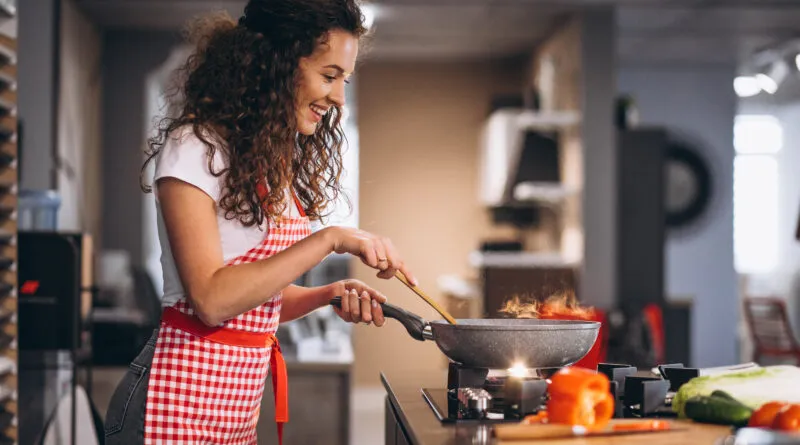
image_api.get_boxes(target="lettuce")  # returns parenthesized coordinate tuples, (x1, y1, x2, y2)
(672, 365, 800, 418)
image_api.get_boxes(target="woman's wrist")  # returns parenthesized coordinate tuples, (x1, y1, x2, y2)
(316, 226, 339, 254)
(315, 282, 337, 308)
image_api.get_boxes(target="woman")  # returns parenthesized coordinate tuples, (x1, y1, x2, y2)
(103, 1, 414, 443)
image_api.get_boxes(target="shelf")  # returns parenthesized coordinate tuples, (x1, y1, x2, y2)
(0, 99, 13, 117)
(0, 126, 14, 143)
(0, 3, 14, 19)
(469, 251, 580, 269)
(0, 27, 16, 444)
(0, 74, 13, 92)
(511, 182, 577, 204)
(516, 110, 580, 130)
(0, 152, 13, 169)
(0, 45, 13, 66)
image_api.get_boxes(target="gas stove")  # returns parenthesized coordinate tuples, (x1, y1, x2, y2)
(422, 362, 707, 424)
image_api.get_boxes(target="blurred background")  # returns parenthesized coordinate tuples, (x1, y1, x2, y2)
(1, 0, 799, 443)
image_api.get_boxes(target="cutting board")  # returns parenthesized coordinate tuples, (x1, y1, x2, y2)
(493, 420, 733, 445)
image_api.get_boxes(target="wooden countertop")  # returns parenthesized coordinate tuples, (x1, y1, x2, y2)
(380, 368, 734, 445)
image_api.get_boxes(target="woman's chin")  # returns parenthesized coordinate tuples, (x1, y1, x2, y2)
(297, 121, 318, 136)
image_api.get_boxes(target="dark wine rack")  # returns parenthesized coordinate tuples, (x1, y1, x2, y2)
(0, 12, 17, 444)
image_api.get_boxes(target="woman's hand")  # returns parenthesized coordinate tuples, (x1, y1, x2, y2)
(328, 279, 387, 326)
(322, 227, 418, 285)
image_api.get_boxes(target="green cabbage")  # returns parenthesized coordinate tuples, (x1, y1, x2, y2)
(672, 365, 800, 418)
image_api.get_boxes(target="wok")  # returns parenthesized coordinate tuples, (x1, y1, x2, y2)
(329, 297, 600, 369)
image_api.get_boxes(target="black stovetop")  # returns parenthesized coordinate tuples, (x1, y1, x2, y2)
(422, 388, 522, 424)
(422, 362, 705, 424)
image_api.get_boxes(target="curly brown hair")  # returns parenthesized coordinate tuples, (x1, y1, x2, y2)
(142, 0, 369, 227)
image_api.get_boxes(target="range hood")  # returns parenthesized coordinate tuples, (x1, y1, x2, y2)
(478, 108, 579, 207)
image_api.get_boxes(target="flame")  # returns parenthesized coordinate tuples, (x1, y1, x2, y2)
(499, 289, 595, 320)
(507, 362, 529, 378)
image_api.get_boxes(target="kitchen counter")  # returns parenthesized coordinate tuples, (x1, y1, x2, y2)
(381, 368, 735, 445)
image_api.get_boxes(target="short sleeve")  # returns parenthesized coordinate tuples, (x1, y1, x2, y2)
(153, 128, 226, 202)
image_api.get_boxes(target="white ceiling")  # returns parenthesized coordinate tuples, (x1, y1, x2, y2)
(77, 0, 800, 66)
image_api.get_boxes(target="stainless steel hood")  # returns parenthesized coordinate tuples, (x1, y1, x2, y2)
(478, 108, 579, 207)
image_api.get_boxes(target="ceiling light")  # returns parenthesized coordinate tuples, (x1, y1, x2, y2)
(755, 74, 778, 94)
(796, 54, 800, 71)
(756, 74, 778, 94)
(733, 76, 761, 98)
(756, 59, 790, 95)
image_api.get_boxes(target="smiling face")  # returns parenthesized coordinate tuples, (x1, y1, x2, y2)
(295, 29, 359, 135)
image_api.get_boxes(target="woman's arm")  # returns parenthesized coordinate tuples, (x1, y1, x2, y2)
(280, 280, 388, 325)
(160, 178, 335, 326)
(159, 178, 413, 327)
(279, 285, 331, 323)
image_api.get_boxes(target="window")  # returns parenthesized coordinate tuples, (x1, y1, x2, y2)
(733, 115, 782, 274)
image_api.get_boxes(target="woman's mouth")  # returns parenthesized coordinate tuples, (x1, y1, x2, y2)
(310, 104, 327, 122)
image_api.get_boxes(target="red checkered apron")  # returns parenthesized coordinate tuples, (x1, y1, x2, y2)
(144, 191, 310, 444)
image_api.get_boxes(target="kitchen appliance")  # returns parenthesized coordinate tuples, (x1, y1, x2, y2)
(17, 231, 97, 444)
(422, 361, 710, 425)
(329, 298, 599, 370)
(478, 108, 577, 208)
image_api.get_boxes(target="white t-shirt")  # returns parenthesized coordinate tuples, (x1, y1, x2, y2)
(153, 127, 301, 307)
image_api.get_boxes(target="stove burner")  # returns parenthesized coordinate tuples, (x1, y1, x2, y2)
(457, 388, 492, 418)
(424, 361, 692, 424)
(422, 363, 550, 423)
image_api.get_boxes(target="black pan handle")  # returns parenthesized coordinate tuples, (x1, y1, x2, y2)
(329, 296, 428, 341)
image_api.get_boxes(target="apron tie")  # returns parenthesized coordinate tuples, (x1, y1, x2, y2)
(268, 334, 288, 445)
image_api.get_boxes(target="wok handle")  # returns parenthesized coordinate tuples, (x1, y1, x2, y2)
(329, 296, 428, 342)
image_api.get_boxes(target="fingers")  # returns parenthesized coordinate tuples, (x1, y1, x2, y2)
(332, 305, 346, 321)
(348, 288, 360, 322)
(375, 238, 399, 280)
(338, 283, 351, 322)
(337, 228, 414, 284)
(373, 238, 390, 275)
(359, 291, 372, 323)
(396, 262, 418, 287)
(371, 298, 385, 327)
(358, 236, 379, 269)
(332, 280, 388, 327)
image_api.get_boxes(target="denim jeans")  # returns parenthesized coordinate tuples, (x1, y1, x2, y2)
(103, 329, 158, 444)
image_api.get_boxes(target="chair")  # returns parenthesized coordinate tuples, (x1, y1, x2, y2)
(743, 297, 800, 364)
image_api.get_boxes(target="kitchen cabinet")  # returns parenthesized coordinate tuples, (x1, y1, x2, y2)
(385, 397, 413, 445)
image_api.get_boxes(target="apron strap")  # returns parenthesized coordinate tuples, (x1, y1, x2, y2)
(256, 180, 307, 218)
(269, 334, 289, 445)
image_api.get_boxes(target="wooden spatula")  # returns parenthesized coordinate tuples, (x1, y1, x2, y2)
(394, 271, 458, 325)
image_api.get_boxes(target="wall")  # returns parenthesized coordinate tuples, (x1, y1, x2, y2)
(737, 99, 800, 336)
(580, 10, 618, 309)
(528, 12, 617, 308)
(618, 64, 739, 367)
(528, 18, 585, 264)
(57, 0, 102, 241)
(101, 30, 179, 265)
(354, 60, 524, 386)
(18, 0, 58, 190)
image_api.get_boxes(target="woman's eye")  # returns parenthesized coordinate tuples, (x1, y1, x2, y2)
(323, 75, 336, 83)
